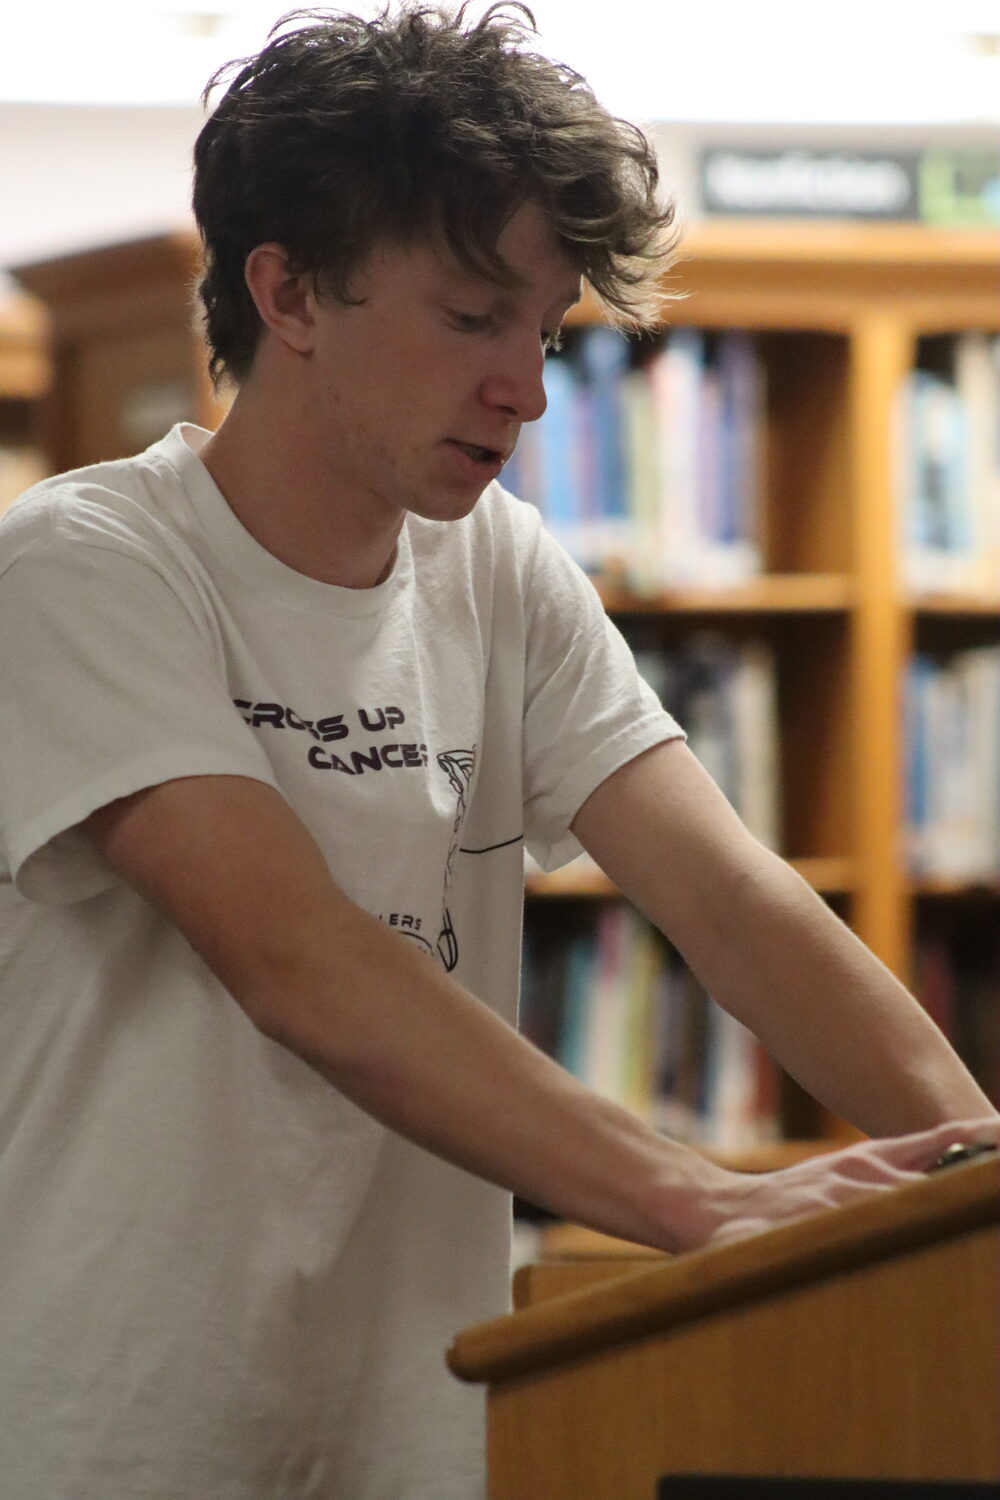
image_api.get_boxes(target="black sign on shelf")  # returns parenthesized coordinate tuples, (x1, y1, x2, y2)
(699, 148, 921, 219)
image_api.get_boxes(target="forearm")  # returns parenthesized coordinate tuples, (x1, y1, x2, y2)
(688, 851, 996, 1135)
(88, 771, 997, 1260)
(86, 776, 734, 1252)
(228, 898, 1000, 1255)
(238, 898, 730, 1252)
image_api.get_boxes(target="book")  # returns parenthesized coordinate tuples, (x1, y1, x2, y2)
(899, 337, 1000, 596)
(727, 637, 781, 850)
(650, 327, 706, 586)
(620, 364, 661, 594)
(904, 646, 1000, 880)
(955, 332, 1000, 594)
(575, 326, 633, 577)
(697, 332, 764, 585)
(537, 353, 587, 560)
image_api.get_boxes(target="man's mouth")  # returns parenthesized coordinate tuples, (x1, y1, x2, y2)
(453, 440, 503, 465)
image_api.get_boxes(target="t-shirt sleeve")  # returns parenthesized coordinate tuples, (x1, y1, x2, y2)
(0, 518, 280, 905)
(520, 521, 684, 872)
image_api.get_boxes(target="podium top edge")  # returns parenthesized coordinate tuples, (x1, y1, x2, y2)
(448, 1154, 1000, 1385)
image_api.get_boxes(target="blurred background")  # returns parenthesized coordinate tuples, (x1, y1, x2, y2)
(2, 0, 999, 284)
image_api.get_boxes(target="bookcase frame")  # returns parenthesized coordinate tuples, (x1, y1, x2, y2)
(0, 292, 50, 507)
(13, 220, 1000, 1149)
(0, 293, 49, 403)
(13, 235, 226, 474)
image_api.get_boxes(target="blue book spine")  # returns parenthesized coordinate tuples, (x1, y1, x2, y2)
(578, 326, 630, 521)
(904, 655, 932, 874)
(716, 331, 761, 549)
(558, 932, 595, 1082)
(538, 355, 585, 554)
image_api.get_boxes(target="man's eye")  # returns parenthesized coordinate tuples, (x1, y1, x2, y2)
(449, 310, 493, 333)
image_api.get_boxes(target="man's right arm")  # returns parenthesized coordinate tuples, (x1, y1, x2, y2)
(82, 772, 995, 1253)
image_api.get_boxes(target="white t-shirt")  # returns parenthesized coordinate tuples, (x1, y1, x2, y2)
(0, 424, 681, 1499)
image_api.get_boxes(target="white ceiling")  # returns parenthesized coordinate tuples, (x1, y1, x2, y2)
(3, 0, 1000, 123)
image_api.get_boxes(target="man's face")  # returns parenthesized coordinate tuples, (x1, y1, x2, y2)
(302, 199, 582, 526)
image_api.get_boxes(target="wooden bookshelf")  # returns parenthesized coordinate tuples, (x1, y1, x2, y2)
(527, 855, 857, 900)
(0, 294, 49, 400)
(663, 221, 999, 987)
(541, 220, 1000, 1153)
(13, 222, 1000, 1154)
(13, 235, 228, 475)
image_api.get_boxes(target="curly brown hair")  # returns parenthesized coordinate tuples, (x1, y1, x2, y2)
(192, 2, 681, 386)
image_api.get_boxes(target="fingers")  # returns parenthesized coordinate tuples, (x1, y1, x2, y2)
(927, 1140, 999, 1171)
(858, 1117, 1000, 1176)
(701, 1117, 1000, 1252)
(705, 1118, 1000, 1249)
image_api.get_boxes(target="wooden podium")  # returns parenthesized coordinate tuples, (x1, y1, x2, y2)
(448, 1157, 1000, 1499)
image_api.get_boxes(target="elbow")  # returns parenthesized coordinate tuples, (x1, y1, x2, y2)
(207, 914, 346, 1062)
(223, 910, 390, 1090)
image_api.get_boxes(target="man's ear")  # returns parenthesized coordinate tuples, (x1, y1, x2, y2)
(244, 243, 317, 354)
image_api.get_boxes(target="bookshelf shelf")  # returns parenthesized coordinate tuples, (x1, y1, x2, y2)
(570, 224, 1000, 334)
(910, 593, 1000, 618)
(597, 572, 853, 616)
(527, 855, 856, 902)
(669, 221, 1000, 333)
(911, 877, 1000, 899)
(0, 295, 51, 515)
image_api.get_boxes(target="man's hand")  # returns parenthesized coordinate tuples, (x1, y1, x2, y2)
(699, 1120, 1000, 1248)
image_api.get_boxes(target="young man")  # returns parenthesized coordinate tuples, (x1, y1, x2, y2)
(0, 5, 996, 1497)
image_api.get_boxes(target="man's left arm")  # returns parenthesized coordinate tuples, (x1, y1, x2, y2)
(571, 738, 997, 1136)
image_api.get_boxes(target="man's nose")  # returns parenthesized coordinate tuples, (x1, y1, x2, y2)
(480, 337, 548, 424)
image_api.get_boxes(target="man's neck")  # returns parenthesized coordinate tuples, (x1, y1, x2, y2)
(198, 391, 403, 590)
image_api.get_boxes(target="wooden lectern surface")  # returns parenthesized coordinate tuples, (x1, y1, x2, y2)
(449, 1158, 1000, 1499)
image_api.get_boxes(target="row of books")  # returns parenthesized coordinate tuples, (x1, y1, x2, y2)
(520, 904, 782, 1149)
(899, 334, 1000, 596)
(500, 326, 1000, 599)
(905, 645, 1000, 881)
(519, 906, 1000, 1148)
(500, 326, 765, 593)
(649, 633, 1000, 883)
